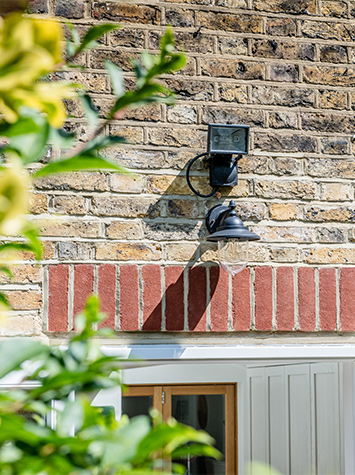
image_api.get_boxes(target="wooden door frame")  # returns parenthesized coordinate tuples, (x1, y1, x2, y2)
(123, 383, 237, 474)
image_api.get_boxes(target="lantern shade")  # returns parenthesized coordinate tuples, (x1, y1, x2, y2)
(206, 200, 260, 242)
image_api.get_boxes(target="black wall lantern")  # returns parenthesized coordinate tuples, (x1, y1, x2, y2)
(186, 124, 260, 275)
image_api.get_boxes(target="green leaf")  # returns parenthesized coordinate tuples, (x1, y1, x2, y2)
(77, 24, 119, 54)
(33, 155, 127, 178)
(0, 113, 51, 165)
(112, 83, 172, 114)
(105, 61, 125, 98)
(0, 266, 13, 279)
(0, 339, 48, 379)
(0, 292, 10, 308)
(49, 128, 75, 149)
(23, 227, 42, 260)
(57, 399, 84, 436)
(0, 242, 37, 254)
(79, 94, 99, 126)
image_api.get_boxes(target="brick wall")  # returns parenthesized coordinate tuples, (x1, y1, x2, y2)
(3, 0, 355, 337)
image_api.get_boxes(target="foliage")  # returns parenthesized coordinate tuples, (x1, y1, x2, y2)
(0, 297, 220, 474)
(0, 10, 185, 309)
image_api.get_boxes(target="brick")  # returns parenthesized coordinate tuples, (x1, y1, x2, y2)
(340, 268, 355, 331)
(95, 242, 162, 261)
(109, 174, 145, 194)
(321, 0, 348, 17)
(298, 267, 316, 331)
(55, 0, 84, 19)
(252, 40, 315, 61)
(238, 156, 268, 174)
(56, 71, 107, 93)
(162, 79, 214, 101)
(254, 267, 273, 331)
(232, 268, 250, 331)
(276, 267, 294, 330)
(218, 37, 248, 55)
(304, 206, 355, 222)
(319, 90, 347, 110)
(147, 127, 205, 148)
(319, 268, 337, 331)
(319, 45, 348, 63)
(48, 265, 69, 331)
(254, 0, 316, 14)
(0, 316, 42, 337)
(210, 266, 229, 332)
(218, 84, 248, 103)
(197, 11, 263, 33)
(167, 199, 200, 219)
(53, 196, 87, 215)
(201, 59, 265, 80)
(188, 266, 207, 331)
(201, 107, 265, 127)
(27, 0, 48, 13)
(167, 105, 198, 124)
(119, 265, 138, 331)
(269, 203, 298, 221)
(270, 64, 299, 82)
(39, 220, 102, 238)
(99, 264, 116, 329)
(215, 0, 247, 6)
(321, 137, 349, 154)
(303, 248, 354, 264)
(29, 193, 48, 214)
(143, 222, 202, 242)
(93, 2, 160, 23)
(89, 50, 139, 71)
(306, 158, 355, 178)
(7, 291, 42, 311)
(302, 21, 355, 41)
(270, 247, 299, 262)
(269, 157, 301, 175)
(0, 265, 42, 284)
(165, 243, 199, 261)
(165, 8, 194, 27)
(316, 227, 347, 243)
(254, 133, 317, 152)
(106, 221, 143, 240)
(104, 148, 165, 170)
(304, 65, 355, 86)
(268, 112, 298, 129)
(91, 196, 160, 218)
(142, 265, 162, 331)
(253, 225, 315, 243)
(110, 29, 145, 48)
(266, 18, 297, 36)
(58, 242, 90, 260)
(35, 172, 108, 192)
(165, 266, 184, 331)
(109, 126, 144, 143)
(254, 180, 316, 200)
(73, 265, 94, 326)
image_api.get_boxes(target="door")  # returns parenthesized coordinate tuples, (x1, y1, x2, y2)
(122, 384, 237, 475)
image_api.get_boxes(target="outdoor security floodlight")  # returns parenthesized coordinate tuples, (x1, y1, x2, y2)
(186, 123, 250, 198)
(185, 124, 260, 275)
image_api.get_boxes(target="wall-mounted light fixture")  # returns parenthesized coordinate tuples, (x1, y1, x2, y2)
(186, 124, 260, 275)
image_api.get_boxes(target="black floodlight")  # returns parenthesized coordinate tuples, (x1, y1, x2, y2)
(208, 124, 249, 155)
(186, 123, 250, 198)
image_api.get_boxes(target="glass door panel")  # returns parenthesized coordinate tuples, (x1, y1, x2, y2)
(171, 393, 226, 475)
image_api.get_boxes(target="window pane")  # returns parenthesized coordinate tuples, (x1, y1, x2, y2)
(122, 395, 153, 418)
